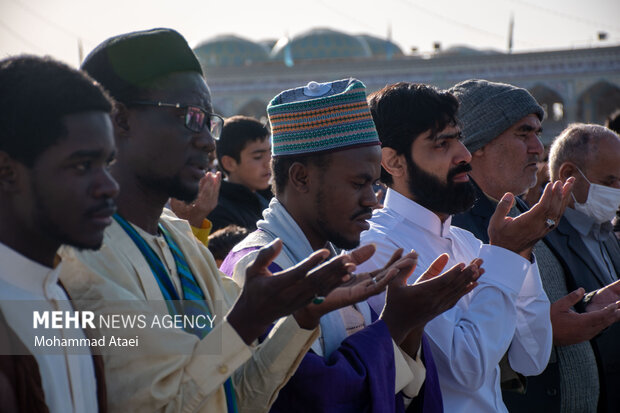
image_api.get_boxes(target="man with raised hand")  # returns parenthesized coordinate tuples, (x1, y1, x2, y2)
(58, 29, 383, 413)
(450, 80, 620, 412)
(222, 79, 483, 413)
(359, 82, 572, 413)
(545, 123, 620, 411)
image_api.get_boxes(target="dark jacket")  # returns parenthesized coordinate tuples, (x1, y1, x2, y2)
(544, 209, 620, 413)
(207, 180, 270, 232)
(452, 180, 620, 413)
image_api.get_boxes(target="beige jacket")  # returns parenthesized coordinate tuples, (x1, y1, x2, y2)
(59, 209, 318, 413)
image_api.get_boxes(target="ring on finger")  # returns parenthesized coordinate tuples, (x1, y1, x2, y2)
(545, 218, 556, 229)
(312, 294, 325, 305)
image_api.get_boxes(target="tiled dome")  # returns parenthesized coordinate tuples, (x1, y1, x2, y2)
(356, 34, 404, 58)
(194, 35, 270, 67)
(271, 28, 372, 61)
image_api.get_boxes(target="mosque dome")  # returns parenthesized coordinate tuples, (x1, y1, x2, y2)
(356, 34, 404, 58)
(258, 39, 278, 51)
(194, 35, 270, 67)
(271, 28, 372, 61)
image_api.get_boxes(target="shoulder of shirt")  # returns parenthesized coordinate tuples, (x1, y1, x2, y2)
(448, 223, 483, 244)
(160, 209, 206, 245)
(61, 210, 202, 274)
(162, 207, 191, 227)
(367, 207, 405, 233)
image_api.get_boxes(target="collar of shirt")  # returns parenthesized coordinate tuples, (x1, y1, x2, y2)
(128, 219, 185, 296)
(0, 242, 62, 300)
(564, 207, 613, 241)
(383, 188, 453, 238)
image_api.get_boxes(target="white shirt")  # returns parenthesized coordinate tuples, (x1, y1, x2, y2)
(0, 242, 98, 413)
(358, 188, 552, 413)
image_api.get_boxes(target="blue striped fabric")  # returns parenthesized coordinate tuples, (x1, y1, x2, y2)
(113, 214, 238, 413)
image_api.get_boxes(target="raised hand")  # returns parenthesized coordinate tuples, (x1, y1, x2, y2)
(294, 246, 418, 328)
(170, 171, 221, 227)
(380, 254, 483, 345)
(551, 287, 620, 346)
(227, 239, 357, 344)
(488, 177, 574, 259)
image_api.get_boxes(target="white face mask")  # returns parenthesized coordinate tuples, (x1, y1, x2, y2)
(572, 168, 620, 224)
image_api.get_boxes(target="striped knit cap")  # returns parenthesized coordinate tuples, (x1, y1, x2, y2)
(267, 78, 380, 157)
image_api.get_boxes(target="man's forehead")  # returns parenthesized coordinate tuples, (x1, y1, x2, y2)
(436, 124, 461, 138)
(245, 139, 271, 153)
(488, 114, 541, 143)
(590, 134, 620, 163)
(39, 112, 115, 162)
(419, 123, 460, 141)
(512, 114, 542, 129)
(329, 146, 382, 173)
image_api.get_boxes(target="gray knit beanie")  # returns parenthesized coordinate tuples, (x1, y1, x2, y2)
(449, 79, 545, 153)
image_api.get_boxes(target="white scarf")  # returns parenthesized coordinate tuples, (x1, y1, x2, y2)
(233, 198, 372, 358)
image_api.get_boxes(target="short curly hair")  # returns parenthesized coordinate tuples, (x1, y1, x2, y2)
(0, 55, 113, 167)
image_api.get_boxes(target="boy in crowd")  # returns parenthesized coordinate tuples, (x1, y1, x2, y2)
(208, 116, 272, 231)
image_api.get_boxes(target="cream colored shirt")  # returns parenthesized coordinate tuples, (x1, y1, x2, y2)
(0, 242, 98, 413)
(59, 209, 319, 413)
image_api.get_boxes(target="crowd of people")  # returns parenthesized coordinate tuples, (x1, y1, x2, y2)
(1, 27, 619, 413)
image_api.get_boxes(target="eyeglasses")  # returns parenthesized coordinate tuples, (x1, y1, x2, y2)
(128, 101, 224, 139)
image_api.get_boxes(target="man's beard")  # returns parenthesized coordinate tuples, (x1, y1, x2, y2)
(324, 227, 360, 251)
(168, 176, 199, 203)
(406, 156, 476, 215)
(141, 173, 199, 203)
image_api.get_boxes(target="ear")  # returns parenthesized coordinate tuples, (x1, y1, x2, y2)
(288, 162, 311, 194)
(0, 151, 21, 193)
(112, 103, 131, 139)
(220, 155, 238, 174)
(558, 162, 579, 182)
(381, 147, 406, 178)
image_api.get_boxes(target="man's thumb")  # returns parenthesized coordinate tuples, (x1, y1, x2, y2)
(555, 288, 585, 310)
(246, 239, 282, 279)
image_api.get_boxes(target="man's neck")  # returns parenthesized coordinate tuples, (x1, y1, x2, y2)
(278, 195, 327, 251)
(434, 211, 450, 223)
(468, 172, 502, 201)
(0, 214, 58, 268)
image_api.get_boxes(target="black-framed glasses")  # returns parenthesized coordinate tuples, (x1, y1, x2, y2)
(128, 101, 224, 139)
